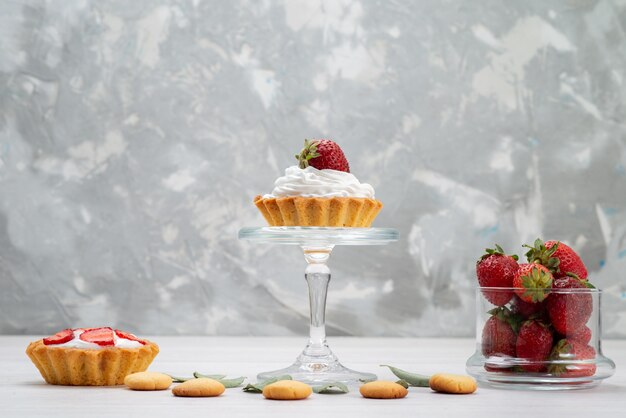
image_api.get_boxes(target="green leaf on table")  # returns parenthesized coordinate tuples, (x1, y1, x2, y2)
(242, 375, 292, 393)
(193, 372, 245, 388)
(358, 377, 376, 383)
(193, 372, 227, 379)
(167, 375, 194, 383)
(395, 379, 409, 389)
(218, 376, 246, 388)
(380, 365, 430, 387)
(312, 382, 349, 394)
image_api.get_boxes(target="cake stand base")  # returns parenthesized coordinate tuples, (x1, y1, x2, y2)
(257, 361, 376, 386)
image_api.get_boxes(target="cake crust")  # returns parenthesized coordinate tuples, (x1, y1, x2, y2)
(254, 196, 382, 227)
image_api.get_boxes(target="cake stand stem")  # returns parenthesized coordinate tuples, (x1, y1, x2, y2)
(256, 242, 377, 385)
(299, 246, 334, 362)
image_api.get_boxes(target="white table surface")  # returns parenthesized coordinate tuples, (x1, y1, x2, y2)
(3, 336, 624, 417)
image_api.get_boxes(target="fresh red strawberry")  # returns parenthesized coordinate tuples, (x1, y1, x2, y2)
(512, 263, 553, 303)
(296, 139, 350, 172)
(510, 294, 547, 319)
(481, 307, 520, 358)
(476, 245, 519, 306)
(43, 329, 74, 345)
(567, 325, 592, 346)
(547, 276, 593, 335)
(548, 339, 596, 377)
(515, 320, 553, 372)
(80, 327, 114, 346)
(115, 329, 146, 345)
(524, 238, 588, 280)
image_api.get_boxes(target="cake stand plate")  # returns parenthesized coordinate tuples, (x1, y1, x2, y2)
(239, 227, 399, 386)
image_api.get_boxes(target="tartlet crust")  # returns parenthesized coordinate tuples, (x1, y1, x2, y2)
(25, 339, 159, 386)
(254, 195, 383, 227)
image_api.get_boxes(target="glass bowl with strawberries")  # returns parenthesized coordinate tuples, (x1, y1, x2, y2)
(466, 240, 616, 390)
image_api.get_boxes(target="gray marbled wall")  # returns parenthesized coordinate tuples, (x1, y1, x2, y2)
(1, 0, 625, 337)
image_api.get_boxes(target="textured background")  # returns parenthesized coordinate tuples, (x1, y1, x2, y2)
(1, 0, 625, 337)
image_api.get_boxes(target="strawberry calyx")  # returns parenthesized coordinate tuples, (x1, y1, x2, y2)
(565, 272, 595, 288)
(547, 339, 592, 375)
(295, 139, 321, 169)
(522, 317, 551, 330)
(487, 306, 524, 334)
(519, 265, 553, 303)
(43, 328, 74, 345)
(523, 238, 560, 273)
(582, 281, 596, 289)
(478, 244, 519, 263)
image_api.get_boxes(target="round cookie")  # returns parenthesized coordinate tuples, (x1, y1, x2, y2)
(262, 380, 312, 400)
(124, 372, 172, 391)
(359, 381, 408, 399)
(429, 373, 477, 394)
(172, 378, 225, 397)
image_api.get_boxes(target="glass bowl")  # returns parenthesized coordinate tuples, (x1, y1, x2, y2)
(466, 287, 615, 390)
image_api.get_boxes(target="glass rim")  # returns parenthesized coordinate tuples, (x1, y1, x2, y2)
(475, 286, 601, 294)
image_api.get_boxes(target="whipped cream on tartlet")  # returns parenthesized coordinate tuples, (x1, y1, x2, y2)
(263, 166, 375, 199)
(52, 329, 143, 350)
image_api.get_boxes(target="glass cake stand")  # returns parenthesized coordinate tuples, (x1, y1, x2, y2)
(238, 226, 399, 386)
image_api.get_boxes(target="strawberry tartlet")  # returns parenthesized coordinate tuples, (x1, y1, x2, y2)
(254, 139, 383, 227)
(26, 327, 159, 386)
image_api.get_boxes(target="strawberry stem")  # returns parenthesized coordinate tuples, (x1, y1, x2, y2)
(523, 238, 560, 273)
(295, 139, 320, 169)
(479, 244, 519, 262)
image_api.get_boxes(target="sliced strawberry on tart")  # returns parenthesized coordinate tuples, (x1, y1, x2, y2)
(43, 328, 74, 345)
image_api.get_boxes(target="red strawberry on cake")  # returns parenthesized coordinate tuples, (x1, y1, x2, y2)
(115, 329, 146, 344)
(296, 139, 350, 172)
(43, 329, 74, 345)
(80, 327, 115, 346)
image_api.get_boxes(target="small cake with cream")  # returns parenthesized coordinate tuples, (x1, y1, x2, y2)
(26, 327, 159, 386)
(255, 139, 382, 227)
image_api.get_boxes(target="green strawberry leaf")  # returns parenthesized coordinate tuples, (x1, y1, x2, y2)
(167, 374, 194, 383)
(480, 244, 517, 261)
(380, 365, 430, 387)
(523, 238, 561, 273)
(193, 372, 227, 379)
(488, 306, 524, 333)
(242, 375, 292, 393)
(395, 379, 410, 389)
(312, 382, 349, 394)
(218, 376, 246, 388)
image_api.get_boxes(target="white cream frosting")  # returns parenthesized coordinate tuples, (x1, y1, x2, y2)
(52, 329, 143, 350)
(263, 166, 375, 199)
